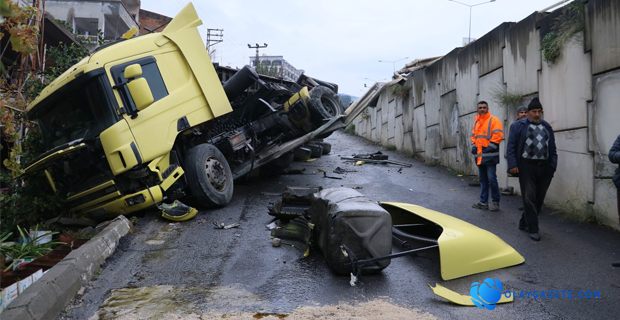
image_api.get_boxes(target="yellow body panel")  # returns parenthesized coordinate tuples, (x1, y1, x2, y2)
(83, 186, 163, 216)
(67, 180, 115, 201)
(99, 120, 140, 175)
(381, 202, 525, 280)
(24, 143, 87, 173)
(430, 284, 513, 306)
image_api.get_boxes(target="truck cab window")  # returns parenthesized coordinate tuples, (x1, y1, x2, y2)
(111, 57, 168, 109)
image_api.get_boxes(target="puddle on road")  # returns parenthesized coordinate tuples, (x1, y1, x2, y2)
(94, 285, 436, 320)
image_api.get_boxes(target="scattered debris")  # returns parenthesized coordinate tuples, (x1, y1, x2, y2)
(213, 222, 240, 230)
(398, 167, 403, 174)
(341, 157, 413, 167)
(305, 158, 318, 162)
(158, 200, 198, 222)
(283, 168, 306, 175)
(323, 172, 342, 180)
(355, 161, 365, 166)
(266, 221, 278, 230)
(352, 151, 389, 161)
(352, 186, 363, 190)
(261, 192, 282, 197)
(333, 167, 357, 174)
(271, 238, 282, 247)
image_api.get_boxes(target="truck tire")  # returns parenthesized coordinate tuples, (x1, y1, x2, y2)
(309, 86, 343, 121)
(185, 144, 234, 207)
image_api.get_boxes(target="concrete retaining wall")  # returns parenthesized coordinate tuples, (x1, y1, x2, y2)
(350, 0, 620, 230)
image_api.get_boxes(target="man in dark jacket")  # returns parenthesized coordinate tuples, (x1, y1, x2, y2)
(506, 98, 557, 241)
(609, 134, 620, 224)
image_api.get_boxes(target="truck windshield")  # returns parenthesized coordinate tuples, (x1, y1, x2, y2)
(29, 73, 118, 152)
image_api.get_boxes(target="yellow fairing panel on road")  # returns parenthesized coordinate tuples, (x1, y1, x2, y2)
(381, 202, 525, 280)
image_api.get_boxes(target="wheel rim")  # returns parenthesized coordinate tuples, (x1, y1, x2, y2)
(205, 157, 227, 191)
(321, 96, 339, 116)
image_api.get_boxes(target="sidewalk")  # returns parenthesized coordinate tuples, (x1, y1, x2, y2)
(0, 216, 132, 320)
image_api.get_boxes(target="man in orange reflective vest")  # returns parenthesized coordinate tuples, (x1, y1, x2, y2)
(471, 101, 504, 211)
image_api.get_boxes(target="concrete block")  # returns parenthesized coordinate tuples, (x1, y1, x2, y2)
(540, 33, 591, 131)
(593, 179, 619, 230)
(402, 102, 414, 132)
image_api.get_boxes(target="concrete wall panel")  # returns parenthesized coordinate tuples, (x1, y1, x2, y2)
(413, 106, 426, 152)
(456, 60, 479, 115)
(589, 0, 620, 75)
(540, 34, 591, 131)
(403, 131, 414, 156)
(440, 91, 458, 148)
(458, 114, 478, 175)
(395, 115, 404, 150)
(440, 49, 459, 95)
(593, 179, 619, 230)
(503, 14, 541, 95)
(412, 71, 426, 107)
(387, 99, 396, 143)
(555, 128, 589, 154)
(441, 148, 458, 171)
(425, 125, 441, 164)
(476, 23, 511, 75)
(546, 151, 594, 213)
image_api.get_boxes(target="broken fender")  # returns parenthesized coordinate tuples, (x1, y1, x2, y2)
(381, 202, 524, 280)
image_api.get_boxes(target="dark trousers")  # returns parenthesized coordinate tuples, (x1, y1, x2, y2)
(518, 160, 554, 233)
(478, 163, 500, 203)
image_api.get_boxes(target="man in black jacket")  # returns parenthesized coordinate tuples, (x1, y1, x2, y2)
(609, 134, 620, 224)
(506, 98, 557, 241)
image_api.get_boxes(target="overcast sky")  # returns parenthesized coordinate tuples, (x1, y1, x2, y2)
(141, 0, 570, 96)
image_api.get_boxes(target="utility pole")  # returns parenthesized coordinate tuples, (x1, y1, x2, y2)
(206, 28, 224, 58)
(247, 43, 268, 70)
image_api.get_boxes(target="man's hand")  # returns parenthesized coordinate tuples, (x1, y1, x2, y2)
(509, 167, 519, 175)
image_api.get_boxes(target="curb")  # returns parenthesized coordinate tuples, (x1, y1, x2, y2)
(1, 216, 132, 320)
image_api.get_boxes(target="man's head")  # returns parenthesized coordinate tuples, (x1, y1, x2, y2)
(527, 97, 543, 123)
(477, 101, 489, 115)
(516, 106, 527, 120)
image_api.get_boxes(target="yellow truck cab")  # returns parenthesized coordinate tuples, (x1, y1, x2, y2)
(25, 3, 344, 220)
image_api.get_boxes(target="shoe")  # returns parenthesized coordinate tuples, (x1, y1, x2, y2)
(528, 232, 541, 241)
(518, 224, 528, 232)
(489, 202, 500, 211)
(472, 202, 488, 210)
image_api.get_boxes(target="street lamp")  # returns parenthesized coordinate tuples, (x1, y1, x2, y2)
(378, 57, 409, 74)
(448, 0, 496, 44)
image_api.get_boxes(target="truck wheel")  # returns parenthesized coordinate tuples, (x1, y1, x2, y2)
(185, 144, 233, 207)
(309, 86, 343, 121)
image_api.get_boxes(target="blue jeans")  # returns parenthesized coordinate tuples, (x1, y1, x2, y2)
(478, 164, 500, 204)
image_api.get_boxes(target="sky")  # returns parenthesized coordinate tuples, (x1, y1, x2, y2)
(140, 0, 571, 96)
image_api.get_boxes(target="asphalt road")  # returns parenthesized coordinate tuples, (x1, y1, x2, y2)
(61, 130, 620, 319)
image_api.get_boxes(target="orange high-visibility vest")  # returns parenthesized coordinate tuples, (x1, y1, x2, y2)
(471, 112, 504, 165)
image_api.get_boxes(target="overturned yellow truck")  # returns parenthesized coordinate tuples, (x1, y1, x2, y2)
(24, 4, 344, 220)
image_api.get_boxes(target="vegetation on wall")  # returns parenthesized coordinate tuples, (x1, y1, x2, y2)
(492, 87, 523, 108)
(389, 84, 410, 99)
(541, 1, 585, 64)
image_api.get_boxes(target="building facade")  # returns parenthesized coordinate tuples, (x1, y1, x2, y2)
(250, 55, 303, 82)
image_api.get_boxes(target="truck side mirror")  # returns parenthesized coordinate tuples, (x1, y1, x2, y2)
(124, 64, 154, 111)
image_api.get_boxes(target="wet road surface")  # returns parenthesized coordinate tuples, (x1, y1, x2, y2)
(61, 130, 620, 319)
